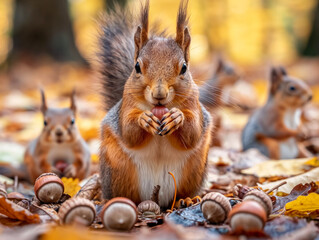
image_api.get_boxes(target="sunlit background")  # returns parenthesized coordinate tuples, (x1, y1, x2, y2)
(0, 0, 318, 64)
(0, 0, 319, 162)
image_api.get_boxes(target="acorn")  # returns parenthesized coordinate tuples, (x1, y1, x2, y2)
(243, 189, 273, 216)
(232, 184, 252, 199)
(151, 106, 169, 120)
(200, 192, 231, 224)
(101, 197, 137, 231)
(7, 192, 25, 200)
(58, 197, 96, 225)
(137, 200, 160, 217)
(34, 173, 64, 203)
(228, 200, 267, 232)
(7, 192, 25, 204)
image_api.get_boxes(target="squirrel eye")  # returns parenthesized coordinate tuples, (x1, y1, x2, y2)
(289, 86, 296, 91)
(44, 120, 48, 126)
(70, 118, 75, 125)
(180, 63, 187, 75)
(135, 61, 141, 74)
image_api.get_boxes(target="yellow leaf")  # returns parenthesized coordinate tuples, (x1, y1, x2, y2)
(285, 193, 319, 218)
(258, 167, 319, 194)
(91, 154, 99, 164)
(304, 157, 319, 167)
(61, 177, 81, 197)
(42, 225, 116, 240)
(242, 157, 316, 178)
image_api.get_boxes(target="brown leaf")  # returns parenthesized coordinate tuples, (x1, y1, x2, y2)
(75, 173, 101, 200)
(0, 196, 40, 223)
(272, 182, 318, 214)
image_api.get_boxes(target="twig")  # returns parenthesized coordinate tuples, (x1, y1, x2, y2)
(168, 172, 177, 211)
(14, 175, 18, 192)
(266, 181, 287, 194)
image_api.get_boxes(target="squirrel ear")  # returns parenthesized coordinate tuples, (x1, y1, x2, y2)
(70, 88, 76, 113)
(175, 0, 191, 62)
(215, 57, 225, 74)
(40, 88, 48, 114)
(134, 0, 149, 60)
(270, 67, 284, 95)
(279, 66, 287, 76)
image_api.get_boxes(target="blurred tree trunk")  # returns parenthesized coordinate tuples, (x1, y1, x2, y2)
(105, 0, 128, 12)
(8, 0, 87, 65)
(303, 1, 319, 56)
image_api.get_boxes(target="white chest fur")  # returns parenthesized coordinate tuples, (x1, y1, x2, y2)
(46, 144, 75, 165)
(125, 136, 192, 207)
(280, 108, 301, 158)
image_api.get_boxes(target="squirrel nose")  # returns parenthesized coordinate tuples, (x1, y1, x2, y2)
(55, 129, 63, 137)
(153, 96, 166, 101)
(152, 91, 167, 101)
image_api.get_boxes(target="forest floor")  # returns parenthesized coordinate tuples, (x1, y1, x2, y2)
(0, 59, 319, 239)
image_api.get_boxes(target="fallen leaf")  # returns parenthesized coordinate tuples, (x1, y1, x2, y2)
(61, 178, 81, 197)
(76, 174, 100, 200)
(258, 167, 319, 194)
(285, 193, 319, 218)
(272, 182, 318, 214)
(242, 157, 317, 178)
(0, 196, 40, 223)
(304, 157, 319, 167)
(42, 225, 128, 240)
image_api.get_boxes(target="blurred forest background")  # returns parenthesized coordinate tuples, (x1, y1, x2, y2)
(0, 0, 319, 163)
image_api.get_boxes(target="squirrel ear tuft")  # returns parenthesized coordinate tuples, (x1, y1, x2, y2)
(215, 57, 225, 73)
(70, 88, 76, 113)
(134, 0, 149, 60)
(279, 66, 287, 76)
(40, 88, 48, 114)
(270, 67, 284, 95)
(176, 0, 191, 62)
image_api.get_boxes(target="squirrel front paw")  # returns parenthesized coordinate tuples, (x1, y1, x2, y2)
(158, 108, 184, 136)
(138, 111, 161, 135)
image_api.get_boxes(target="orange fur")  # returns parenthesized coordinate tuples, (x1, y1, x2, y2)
(99, 0, 212, 208)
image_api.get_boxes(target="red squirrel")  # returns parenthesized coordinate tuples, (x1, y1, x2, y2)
(242, 67, 312, 159)
(98, 0, 212, 208)
(24, 90, 91, 182)
(198, 58, 240, 146)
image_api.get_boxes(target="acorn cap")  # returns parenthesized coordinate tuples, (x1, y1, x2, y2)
(58, 197, 96, 225)
(228, 200, 267, 227)
(201, 192, 231, 224)
(137, 200, 160, 216)
(34, 173, 64, 203)
(7, 192, 25, 200)
(101, 197, 137, 231)
(243, 189, 273, 216)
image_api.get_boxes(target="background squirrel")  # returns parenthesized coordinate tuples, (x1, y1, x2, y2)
(198, 58, 240, 147)
(99, 0, 212, 208)
(242, 67, 313, 159)
(24, 89, 91, 182)
(198, 58, 240, 109)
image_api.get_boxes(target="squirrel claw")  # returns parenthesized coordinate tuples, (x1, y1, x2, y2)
(139, 111, 161, 135)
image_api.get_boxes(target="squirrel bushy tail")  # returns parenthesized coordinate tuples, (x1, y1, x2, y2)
(99, 8, 135, 111)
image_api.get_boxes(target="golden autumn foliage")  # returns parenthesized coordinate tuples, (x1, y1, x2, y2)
(61, 178, 81, 197)
(285, 193, 319, 218)
(0, 0, 317, 65)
